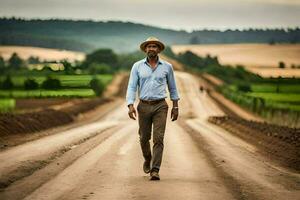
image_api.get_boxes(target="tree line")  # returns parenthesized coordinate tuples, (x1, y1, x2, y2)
(1, 18, 299, 52)
(0, 48, 144, 75)
(0, 48, 144, 96)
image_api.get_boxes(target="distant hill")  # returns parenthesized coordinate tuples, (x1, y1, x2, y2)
(0, 18, 299, 53)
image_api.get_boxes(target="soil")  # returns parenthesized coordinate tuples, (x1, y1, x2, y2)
(0, 98, 111, 145)
(0, 70, 299, 200)
(0, 72, 129, 149)
(208, 115, 300, 172)
(15, 98, 71, 112)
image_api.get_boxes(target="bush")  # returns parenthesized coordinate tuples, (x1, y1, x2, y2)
(279, 61, 285, 68)
(0, 56, 5, 70)
(2, 75, 14, 90)
(90, 77, 105, 96)
(8, 52, 23, 69)
(61, 60, 75, 75)
(27, 56, 40, 64)
(89, 63, 111, 74)
(163, 46, 177, 59)
(85, 49, 118, 69)
(237, 83, 251, 92)
(42, 76, 61, 89)
(24, 78, 39, 90)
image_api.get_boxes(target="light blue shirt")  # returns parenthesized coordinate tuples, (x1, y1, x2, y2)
(126, 57, 180, 105)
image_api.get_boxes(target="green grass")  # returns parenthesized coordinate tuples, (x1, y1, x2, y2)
(251, 84, 300, 93)
(56, 75, 113, 88)
(0, 74, 113, 88)
(0, 98, 16, 112)
(0, 74, 113, 98)
(0, 89, 95, 98)
(246, 92, 300, 103)
(229, 82, 300, 112)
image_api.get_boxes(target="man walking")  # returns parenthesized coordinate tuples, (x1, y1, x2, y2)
(126, 37, 180, 180)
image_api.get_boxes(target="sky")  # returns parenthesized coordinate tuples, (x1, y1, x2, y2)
(0, 0, 299, 31)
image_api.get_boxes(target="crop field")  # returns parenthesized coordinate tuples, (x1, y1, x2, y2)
(172, 44, 300, 78)
(0, 89, 95, 98)
(0, 46, 85, 62)
(246, 93, 300, 103)
(250, 84, 300, 93)
(0, 74, 113, 111)
(0, 98, 15, 112)
(0, 74, 113, 89)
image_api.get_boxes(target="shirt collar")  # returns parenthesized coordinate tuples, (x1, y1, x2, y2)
(143, 56, 162, 65)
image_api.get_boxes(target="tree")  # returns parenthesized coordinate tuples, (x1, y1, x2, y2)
(41, 64, 54, 73)
(278, 61, 285, 69)
(27, 56, 40, 64)
(24, 78, 39, 90)
(268, 39, 275, 45)
(163, 46, 177, 59)
(84, 49, 118, 70)
(117, 51, 144, 70)
(90, 77, 105, 96)
(190, 36, 199, 44)
(291, 64, 296, 69)
(41, 76, 61, 89)
(2, 75, 14, 90)
(0, 56, 5, 71)
(89, 63, 111, 74)
(8, 52, 23, 69)
(237, 83, 251, 92)
(61, 60, 74, 74)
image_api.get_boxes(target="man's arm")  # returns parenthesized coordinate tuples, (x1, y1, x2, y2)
(171, 99, 179, 121)
(167, 64, 180, 121)
(126, 64, 139, 120)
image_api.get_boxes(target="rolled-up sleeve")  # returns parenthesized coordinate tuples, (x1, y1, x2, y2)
(126, 64, 139, 105)
(167, 64, 180, 101)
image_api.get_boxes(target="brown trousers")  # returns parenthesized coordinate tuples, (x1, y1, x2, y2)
(137, 100, 168, 171)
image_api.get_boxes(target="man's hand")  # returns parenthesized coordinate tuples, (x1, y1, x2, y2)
(171, 107, 179, 121)
(128, 104, 137, 120)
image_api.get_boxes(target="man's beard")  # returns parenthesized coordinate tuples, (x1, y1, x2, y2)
(147, 51, 158, 59)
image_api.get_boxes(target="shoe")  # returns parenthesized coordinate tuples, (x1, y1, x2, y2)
(150, 170, 160, 181)
(143, 160, 151, 174)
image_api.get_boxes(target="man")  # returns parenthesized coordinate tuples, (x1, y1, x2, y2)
(126, 37, 180, 181)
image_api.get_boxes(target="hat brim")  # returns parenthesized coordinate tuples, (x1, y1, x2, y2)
(140, 41, 165, 53)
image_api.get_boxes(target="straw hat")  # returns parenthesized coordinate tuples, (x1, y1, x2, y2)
(140, 37, 165, 53)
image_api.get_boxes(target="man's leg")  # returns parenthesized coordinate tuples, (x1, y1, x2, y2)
(151, 101, 168, 172)
(137, 102, 152, 164)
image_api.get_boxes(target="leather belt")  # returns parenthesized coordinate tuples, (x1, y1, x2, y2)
(140, 98, 165, 105)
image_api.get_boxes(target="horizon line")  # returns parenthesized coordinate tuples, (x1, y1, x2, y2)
(1, 16, 300, 33)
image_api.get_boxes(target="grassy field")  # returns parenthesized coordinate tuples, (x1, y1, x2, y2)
(0, 46, 114, 112)
(172, 44, 300, 78)
(0, 99, 15, 112)
(0, 74, 113, 112)
(229, 83, 300, 94)
(228, 82, 300, 106)
(251, 84, 300, 93)
(0, 74, 113, 88)
(0, 89, 95, 98)
(246, 92, 300, 103)
(223, 82, 300, 125)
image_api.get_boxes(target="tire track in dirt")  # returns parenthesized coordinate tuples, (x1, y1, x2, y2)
(0, 125, 122, 200)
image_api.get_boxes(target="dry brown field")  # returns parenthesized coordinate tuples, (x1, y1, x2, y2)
(0, 46, 85, 62)
(172, 44, 300, 77)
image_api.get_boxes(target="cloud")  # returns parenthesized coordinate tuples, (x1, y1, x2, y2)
(0, 0, 299, 31)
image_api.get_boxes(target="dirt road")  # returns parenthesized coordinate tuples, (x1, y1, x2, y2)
(0, 71, 299, 200)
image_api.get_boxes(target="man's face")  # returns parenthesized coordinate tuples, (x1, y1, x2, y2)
(145, 43, 160, 59)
